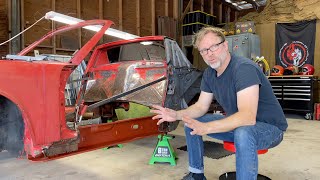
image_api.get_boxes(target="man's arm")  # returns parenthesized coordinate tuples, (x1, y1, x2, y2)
(177, 91, 213, 119)
(183, 84, 259, 135)
(151, 91, 213, 125)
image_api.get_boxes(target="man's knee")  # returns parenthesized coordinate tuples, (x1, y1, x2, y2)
(234, 126, 256, 149)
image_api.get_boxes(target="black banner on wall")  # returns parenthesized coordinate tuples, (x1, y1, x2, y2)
(275, 20, 316, 68)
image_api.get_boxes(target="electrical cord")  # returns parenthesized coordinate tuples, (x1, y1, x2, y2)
(0, 15, 45, 46)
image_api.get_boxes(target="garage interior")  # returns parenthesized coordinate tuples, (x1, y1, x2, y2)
(1, 0, 320, 179)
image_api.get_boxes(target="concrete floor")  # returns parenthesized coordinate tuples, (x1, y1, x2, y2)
(1, 114, 320, 180)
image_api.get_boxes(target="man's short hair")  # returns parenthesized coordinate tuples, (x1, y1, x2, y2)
(193, 26, 226, 49)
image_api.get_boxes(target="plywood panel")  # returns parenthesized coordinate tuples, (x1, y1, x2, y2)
(103, 0, 119, 27)
(103, 0, 120, 42)
(255, 23, 276, 69)
(123, 0, 137, 35)
(56, 0, 78, 49)
(24, 0, 51, 46)
(19, 0, 177, 52)
(140, 0, 152, 36)
(155, 0, 165, 18)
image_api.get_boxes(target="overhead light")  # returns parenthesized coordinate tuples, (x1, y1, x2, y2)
(140, 41, 153, 45)
(45, 11, 140, 40)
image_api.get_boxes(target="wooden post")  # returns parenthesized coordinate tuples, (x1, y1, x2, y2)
(211, 0, 214, 15)
(119, 0, 123, 30)
(136, 0, 140, 36)
(20, 0, 24, 50)
(173, 0, 180, 44)
(173, 0, 179, 19)
(52, 0, 56, 54)
(8, 0, 11, 54)
(181, 0, 192, 21)
(77, 0, 81, 48)
(151, 0, 155, 35)
(165, 0, 168, 16)
(218, 2, 222, 24)
(201, 0, 204, 12)
(234, 11, 238, 21)
(227, 6, 230, 23)
(99, 0, 103, 19)
(99, 0, 103, 43)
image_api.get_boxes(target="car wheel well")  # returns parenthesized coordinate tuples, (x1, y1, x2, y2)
(0, 95, 25, 156)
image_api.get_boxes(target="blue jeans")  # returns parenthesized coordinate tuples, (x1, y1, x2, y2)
(184, 114, 284, 180)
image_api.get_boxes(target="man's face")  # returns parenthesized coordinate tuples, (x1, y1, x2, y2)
(197, 32, 227, 69)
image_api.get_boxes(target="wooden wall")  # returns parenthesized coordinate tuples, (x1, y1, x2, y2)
(19, 0, 178, 56)
(0, 0, 241, 56)
(0, 0, 8, 57)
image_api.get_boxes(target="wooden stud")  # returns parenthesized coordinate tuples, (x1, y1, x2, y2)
(181, 0, 192, 21)
(99, 0, 103, 19)
(8, 0, 11, 53)
(218, 2, 222, 24)
(119, 0, 123, 30)
(52, 0, 56, 54)
(136, 0, 140, 36)
(201, 0, 204, 12)
(77, 0, 81, 48)
(173, 0, 179, 20)
(21, 0, 24, 49)
(173, 0, 180, 44)
(235, 11, 238, 21)
(211, 0, 214, 15)
(190, 0, 193, 12)
(165, 0, 168, 17)
(99, 0, 103, 43)
(227, 6, 230, 23)
(151, 0, 155, 35)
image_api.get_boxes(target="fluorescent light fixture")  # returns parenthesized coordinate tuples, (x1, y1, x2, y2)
(140, 41, 153, 45)
(45, 11, 140, 40)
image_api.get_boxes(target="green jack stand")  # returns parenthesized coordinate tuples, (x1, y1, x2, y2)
(149, 134, 177, 166)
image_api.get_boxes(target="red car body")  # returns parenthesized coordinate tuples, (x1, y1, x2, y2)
(0, 20, 201, 160)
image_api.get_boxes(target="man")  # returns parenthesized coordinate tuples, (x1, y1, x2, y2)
(151, 27, 288, 180)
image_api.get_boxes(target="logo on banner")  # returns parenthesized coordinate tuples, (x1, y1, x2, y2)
(279, 41, 309, 67)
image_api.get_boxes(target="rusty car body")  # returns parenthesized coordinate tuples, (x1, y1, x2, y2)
(0, 20, 201, 160)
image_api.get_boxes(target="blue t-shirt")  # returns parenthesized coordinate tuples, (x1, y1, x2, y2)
(201, 54, 288, 131)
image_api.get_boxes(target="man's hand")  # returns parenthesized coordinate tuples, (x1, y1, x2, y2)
(182, 116, 209, 135)
(150, 105, 178, 125)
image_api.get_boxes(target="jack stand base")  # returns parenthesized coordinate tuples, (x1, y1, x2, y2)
(102, 144, 123, 150)
(149, 134, 177, 166)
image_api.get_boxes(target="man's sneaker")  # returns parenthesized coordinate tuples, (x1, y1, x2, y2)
(181, 172, 207, 180)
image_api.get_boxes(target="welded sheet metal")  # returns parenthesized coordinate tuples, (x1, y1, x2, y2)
(84, 61, 166, 107)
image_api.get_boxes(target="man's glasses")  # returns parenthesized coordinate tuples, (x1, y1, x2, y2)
(199, 40, 225, 55)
